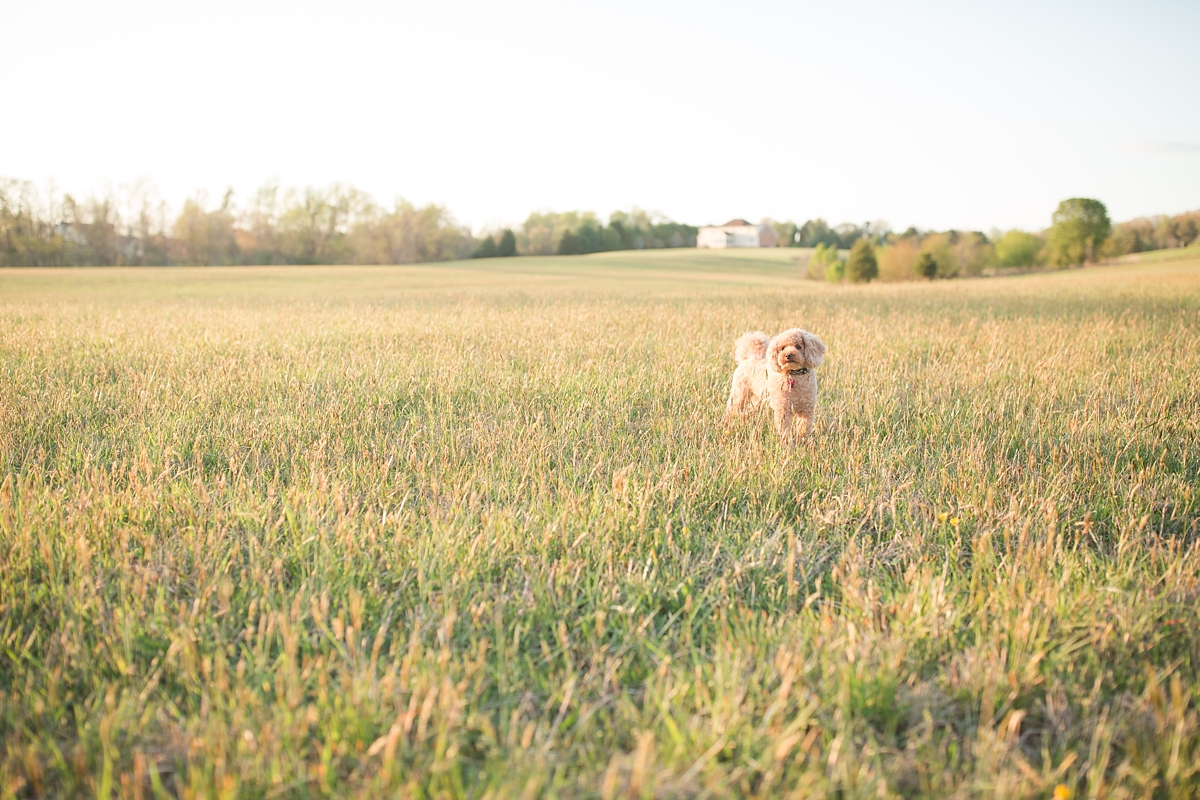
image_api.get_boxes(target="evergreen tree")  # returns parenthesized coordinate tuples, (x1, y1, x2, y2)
(917, 251, 938, 279)
(497, 229, 517, 257)
(846, 238, 878, 283)
(473, 235, 498, 258)
(557, 230, 581, 255)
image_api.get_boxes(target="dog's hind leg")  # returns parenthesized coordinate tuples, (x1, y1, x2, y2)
(724, 370, 754, 420)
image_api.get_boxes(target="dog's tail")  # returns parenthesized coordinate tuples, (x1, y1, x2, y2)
(733, 331, 769, 364)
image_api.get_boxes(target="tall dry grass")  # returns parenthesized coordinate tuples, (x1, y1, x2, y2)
(1, 251, 1198, 797)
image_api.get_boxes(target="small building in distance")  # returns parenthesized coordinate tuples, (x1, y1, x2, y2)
(697, 219, 777, 249)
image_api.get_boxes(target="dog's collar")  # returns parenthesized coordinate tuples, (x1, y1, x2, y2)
(773, 367, 809, 389)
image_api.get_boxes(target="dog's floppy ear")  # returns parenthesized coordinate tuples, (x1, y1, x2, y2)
(765, 334, 784, 369)
(801, 332, 827, 367)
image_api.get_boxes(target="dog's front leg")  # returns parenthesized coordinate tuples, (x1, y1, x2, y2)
(773, 405, 796, 443)
(774, 406, 812, 443)
(792, 412, 813, 439)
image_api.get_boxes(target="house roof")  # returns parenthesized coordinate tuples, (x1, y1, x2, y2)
(720, 218, 753, 227)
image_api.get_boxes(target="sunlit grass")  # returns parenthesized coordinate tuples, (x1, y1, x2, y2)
(1, 252, 1198, 797)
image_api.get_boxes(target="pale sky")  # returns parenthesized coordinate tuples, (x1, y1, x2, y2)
(3, 0, 1198, 233)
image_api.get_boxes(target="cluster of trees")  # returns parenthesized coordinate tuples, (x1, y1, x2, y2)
(805, 226, 1001, 283)
(472, 229, 517, 258)
(0, 178, 477, 267)
(0, 177, 699, 267)
(767, 218, 890, 250)
(803, 199, 1199, 283)
(806, 240, 882, 283)
(474, 209, 697, 258)
(873, 229, 1003, 281)
(1106, 209, 1199, 256)
(523, 209, 696, 256)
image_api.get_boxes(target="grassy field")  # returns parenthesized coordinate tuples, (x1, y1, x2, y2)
(1, 250, 1199, 798)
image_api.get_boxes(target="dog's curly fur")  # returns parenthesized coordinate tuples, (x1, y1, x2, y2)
(724, 328, 827, 440)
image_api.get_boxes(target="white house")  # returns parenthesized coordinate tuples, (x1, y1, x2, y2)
(697, 219, 778, 249)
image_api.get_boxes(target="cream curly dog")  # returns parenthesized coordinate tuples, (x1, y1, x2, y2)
(725, 328, 827, 440)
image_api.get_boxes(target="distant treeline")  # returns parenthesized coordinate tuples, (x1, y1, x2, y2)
(0, 179, 476, 266)
(768, 219, 891, 250)
(0, 178, 696, 267)
(473, 210, 697, 259)
(551, 211, 697, 255)
(3, 177, 1196, 273)
(780, 201, 1200, 283)
(1106, 211, 1200, 255)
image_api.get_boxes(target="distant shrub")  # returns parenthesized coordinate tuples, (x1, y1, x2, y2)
(846, 239, 878, 283)
(917, 234, 956, 279)
(955, 231, 995, 276)
(995, 230, 1043, 267)
(807, 242, 843, 281)
(878, 238, 919, 281)
(918, 252, 937, 279)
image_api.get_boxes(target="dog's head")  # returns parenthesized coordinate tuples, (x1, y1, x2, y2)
(767, 329, 826, 375)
